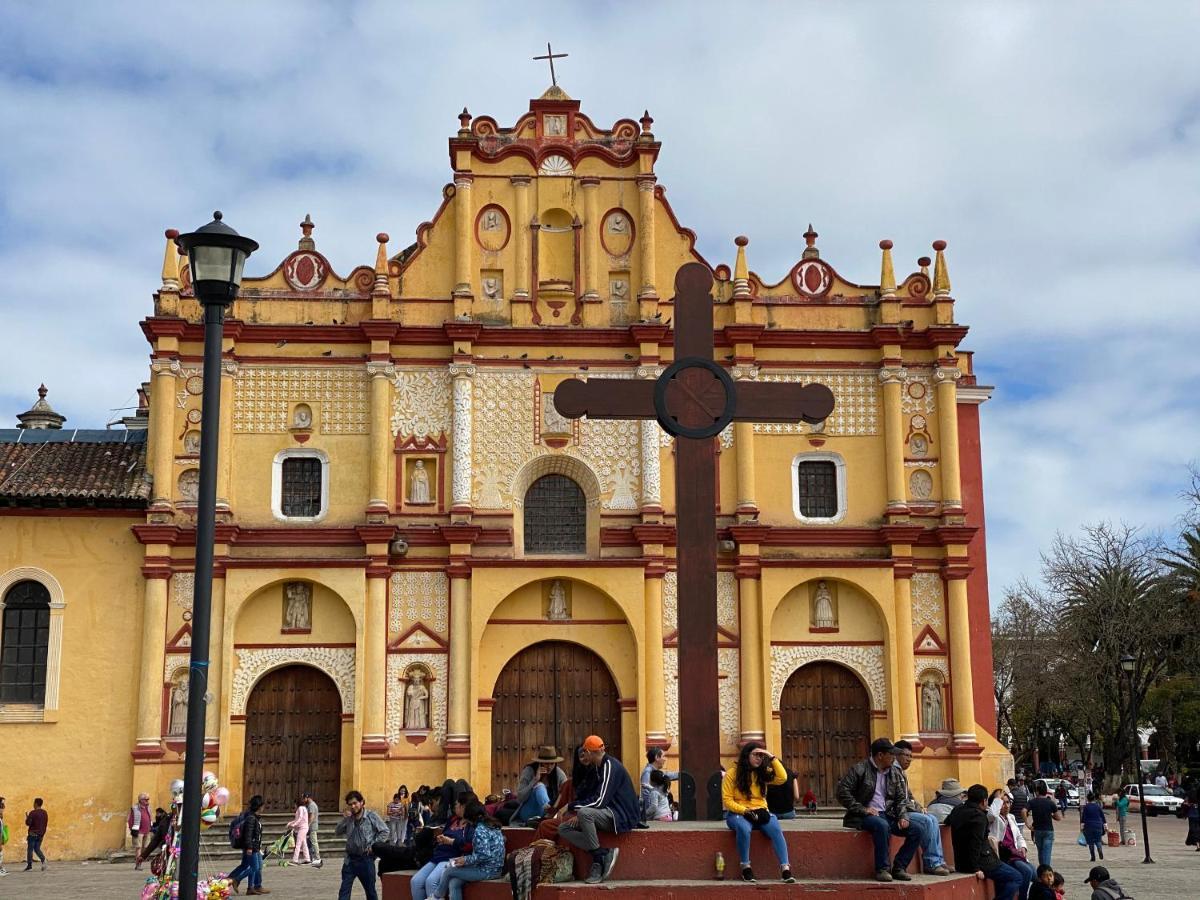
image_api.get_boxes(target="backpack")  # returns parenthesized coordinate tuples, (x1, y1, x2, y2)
(228, 812, 248, 849)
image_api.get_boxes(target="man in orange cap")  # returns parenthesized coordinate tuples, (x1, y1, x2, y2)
(558, 735, 639, 884)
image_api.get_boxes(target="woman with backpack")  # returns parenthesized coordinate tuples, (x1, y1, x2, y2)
(437, 798, 506, 900)
(229, 795, 267, 895)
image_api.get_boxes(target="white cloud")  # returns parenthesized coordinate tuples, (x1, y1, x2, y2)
(1, 2, 1198, 602)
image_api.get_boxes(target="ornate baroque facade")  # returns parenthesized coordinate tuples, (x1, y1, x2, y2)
(0, 86, 1007, 857)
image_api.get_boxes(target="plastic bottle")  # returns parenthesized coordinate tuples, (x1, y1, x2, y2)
(715, 850, 725, 880)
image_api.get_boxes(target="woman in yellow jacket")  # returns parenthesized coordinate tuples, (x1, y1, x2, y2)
(722, 742, 796, 883)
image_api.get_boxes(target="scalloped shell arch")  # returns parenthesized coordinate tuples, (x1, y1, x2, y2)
(538, 154, 573, 177)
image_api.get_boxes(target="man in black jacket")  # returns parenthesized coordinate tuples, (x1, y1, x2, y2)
(836, 738, 921, 882)
(945, 784, 1024, 900)
(559, 734, 639, 884)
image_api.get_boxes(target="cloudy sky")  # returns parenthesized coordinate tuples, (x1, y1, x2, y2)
(1, 2, 1198, 601)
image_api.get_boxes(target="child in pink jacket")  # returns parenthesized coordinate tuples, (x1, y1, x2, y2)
(287, 796, 311, 864)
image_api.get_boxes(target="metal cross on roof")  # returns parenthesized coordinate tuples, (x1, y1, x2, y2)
(533, 42, 568, 86)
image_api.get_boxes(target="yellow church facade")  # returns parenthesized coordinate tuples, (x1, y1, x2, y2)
(0, 88, 1009, 858)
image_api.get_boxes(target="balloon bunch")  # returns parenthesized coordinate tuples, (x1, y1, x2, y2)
(139, 771, 234, 900)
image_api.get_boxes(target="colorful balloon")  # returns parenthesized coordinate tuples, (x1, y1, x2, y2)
(169, 778, 185, 795)
(200, 807, 218, 828)
(202, 772, 219, 793)
(213, 787, 231, 806)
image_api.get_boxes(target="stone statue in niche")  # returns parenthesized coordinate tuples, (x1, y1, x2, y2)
(292, 404, 313, 429)
(404, 669, 430, 730)
(921, 677, 945, 732)
(542, 395, 572, 435)
(813, 580, 836, 628)
(910, 469, 934, 501)
(284, 581, 312, 630)
(608, 213, 628, 234)
(544, 114, 566, 136)
(409, 460, 431, 504)
(610, 279, 628, 301)
(168, 676, 189, 736)
(547, 579, 570, 620)
(909, 434, 928, 457)
(178, 470, 199, 502)
(608, 463, 637, 510)
(183, 431, 201, 455)
(482, 277, 501, 300)
(482, 209, 501, 231)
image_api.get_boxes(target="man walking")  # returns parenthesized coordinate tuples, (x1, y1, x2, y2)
(129, 793, 152, 870)
(24, 798, 47, 872)
(1028, 780, 1062, 867)
(945, 785, 1024, 900)
(559, 734, 639, 884)
(335, 790, 389, 900)
(891, 740, 950, 876)
(303, 790, 323, 868)
(837, 738, 921, 882)
(1010, 776, 1030, 828)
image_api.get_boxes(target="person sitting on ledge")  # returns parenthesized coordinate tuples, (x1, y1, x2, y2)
(721, 741, 795, 884)
(557, 734, 638, 884)
(945, 784, 1024, 900)
(836, 737, 921, 883)
(512, 746, 567, 826)
(891, 740, 951, 876)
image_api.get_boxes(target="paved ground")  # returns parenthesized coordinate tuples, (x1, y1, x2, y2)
(3, 815, 1194, 899)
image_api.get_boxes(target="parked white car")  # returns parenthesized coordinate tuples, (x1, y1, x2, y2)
(1124, 784, 1183, 816)
(1035, 779, 1080, 808)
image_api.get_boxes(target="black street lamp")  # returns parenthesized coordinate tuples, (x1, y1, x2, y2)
(173, 212, 258, 899)
(1120, 652, 1154, 864)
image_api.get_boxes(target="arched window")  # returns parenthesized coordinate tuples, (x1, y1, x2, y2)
(1, 580, 51, 703)
(523, 474, 586, 554)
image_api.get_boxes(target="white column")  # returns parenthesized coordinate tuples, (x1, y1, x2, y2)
(640, 419, 662, 512)
(450, 364, 474, 514)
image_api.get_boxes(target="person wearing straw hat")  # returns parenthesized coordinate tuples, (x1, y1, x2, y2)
(927, 779, 968, 823)
(512, 746, 568, 826)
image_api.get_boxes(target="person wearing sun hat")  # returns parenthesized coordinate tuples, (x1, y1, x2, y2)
(927, 778, 968, 823)
(512, 746, 568, 825)
(558, 735, 639, 884)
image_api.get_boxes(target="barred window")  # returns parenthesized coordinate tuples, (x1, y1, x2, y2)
(281, 457, 323, 517)
(524, 475, 586, 554)
(795, 460, 838, 518)
(1, 580, 51, 704)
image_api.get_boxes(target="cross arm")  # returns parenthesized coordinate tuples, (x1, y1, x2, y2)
(732, 382, 836, 425)
(553, 377, 656, 421)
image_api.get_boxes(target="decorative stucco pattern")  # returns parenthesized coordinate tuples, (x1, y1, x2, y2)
(389, 571, 449, 636)
(230, 646, 355, 716)
(232, 366, 368, 434)
(770, 643, 887, 710)
(662, 570, 736, 634)
(171, 572, 194, 612)
(391, 369, 453, 439)
(911, 572, 946, 635)
(754, 371, 879, 436)
(385, 653, 447, 745)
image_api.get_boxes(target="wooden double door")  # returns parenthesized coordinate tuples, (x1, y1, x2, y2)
(490, 641, 621, 794)
(243, 664, 342, 812)
(780, 662, 870, 805)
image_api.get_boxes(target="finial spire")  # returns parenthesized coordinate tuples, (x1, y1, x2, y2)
(458, 107, 471, 135)
(299, 214, 316, 250)
(732, 235, 751, 298)
(374, 233, 390, 295)
(879, 240, 896, 296)
(802, 224, 820, 260)
(931, 240, 950, 295)
(16, 384, 66, 430)
(161, 228, 181, 290)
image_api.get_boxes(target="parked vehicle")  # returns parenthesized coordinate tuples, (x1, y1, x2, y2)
(1123, 783, 1183, 816)
(1035, 779, 1080, 808)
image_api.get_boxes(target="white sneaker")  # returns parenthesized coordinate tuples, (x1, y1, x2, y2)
(312, 859, 323, 869)
(0, 868, 9, 876)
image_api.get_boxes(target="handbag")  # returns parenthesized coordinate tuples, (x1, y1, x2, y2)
(1077, 832, 1087, 846)
(1, 822, 8, 845)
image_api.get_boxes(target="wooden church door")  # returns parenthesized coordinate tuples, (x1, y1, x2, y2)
(780, 661, 870, 806)
(243, 664, 342, 811)
(490, 641, 620, 794)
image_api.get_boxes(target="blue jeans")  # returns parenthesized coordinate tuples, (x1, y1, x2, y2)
(1008, 857, 1035, 899)
(514, 783, 550, 824)
(411, 860, 449, 899)
(724, 811, 789, 867)
(1032, 829, 1054, 867)
(228, 850, 263, 888)
(858, 814, 919, 872)
(775, 809, 797, 820)
(26, 834, 46, 866)
(441, 864, 501, 900)
(339, 854, 378, 900)
(906, 811, 945, 869)
(988, 861, 1025, 900)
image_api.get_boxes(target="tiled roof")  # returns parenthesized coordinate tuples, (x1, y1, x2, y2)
(0, 431, 150, 505)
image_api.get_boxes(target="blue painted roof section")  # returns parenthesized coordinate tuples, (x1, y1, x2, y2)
(0, 428, 147, 444)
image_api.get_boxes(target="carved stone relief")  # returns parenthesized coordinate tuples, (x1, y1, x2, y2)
(386, 653, 447, 745)
(663, 569, 737, 634)
(233, 367, 368, 434)
(230, 646, 355, 716)
(911, 573, 946, 635)
(755, 372, 879, 436)
(388, 571, 449, 636)
(178, 469, 199, 502)
(171, 573, 195, 613)
(771, 644, 886, 710)
(391, 369, 453, 439)
(909, 469, 934, 501)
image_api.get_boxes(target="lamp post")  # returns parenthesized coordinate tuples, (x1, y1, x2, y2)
(1120, 653, 1154, 864)
(173, 212, 258, 899)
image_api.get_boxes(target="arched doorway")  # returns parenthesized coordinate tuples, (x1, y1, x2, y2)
(491, 641, 620, 793)
(780, 662, 870, 805)
(243, 665, 342, 811)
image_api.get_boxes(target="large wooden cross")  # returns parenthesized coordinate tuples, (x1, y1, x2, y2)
(554, 263, 835, 801)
